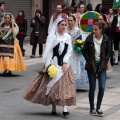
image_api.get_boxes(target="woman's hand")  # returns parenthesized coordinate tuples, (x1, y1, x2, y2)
(62, 63, 68, 73)
(11, 20, 15, 33)
(11, 20, 14, 27)
(42, 66, 46, 73)
(32, 19, 35, 23)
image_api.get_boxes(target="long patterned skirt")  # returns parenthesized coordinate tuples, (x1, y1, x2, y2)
(0, 39, 26, 71)
(23, 66, 76, 106)
(71, 49, 89, 89)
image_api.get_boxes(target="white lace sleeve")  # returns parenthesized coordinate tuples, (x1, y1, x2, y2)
(63, 37, 72, 63)
(45, 48, 53, 68)
(13, 23, 19, 38)
(48, 16, 53, 34)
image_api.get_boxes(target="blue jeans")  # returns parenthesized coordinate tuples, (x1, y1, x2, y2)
(87, 64, 106, 111)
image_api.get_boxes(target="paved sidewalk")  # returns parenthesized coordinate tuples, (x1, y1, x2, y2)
(23, 40, 46, 59)
(23, 41, 120, 120)
(22, 41, 45, 66)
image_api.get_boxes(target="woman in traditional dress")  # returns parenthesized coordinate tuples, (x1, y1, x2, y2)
(0, 13, 26, 75)
(66, 15, 89, 90)
(23, 18, 76, 116)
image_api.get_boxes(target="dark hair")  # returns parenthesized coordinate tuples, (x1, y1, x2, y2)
(71, 0, 76, 8)
(62, 4, 67, 9)
(95, 4, 102, 13)
(101, 7, 107, 14)
(56, 4, 62, 8)
(68, 15, 76, 21)
(93, 22, 104, 30)
(86, 3, 93, 11)
(63, 7, 72, 15)
(5, 13, 12, 19)
(18, 9, 25, 17)
(0, 2, 5, 7)
(78, 0, 84, 5)
(35, 9, 42, 15)
(57, 19, 66, 25)
(79, 3, 85, 8)
(74, 5, 79, 13)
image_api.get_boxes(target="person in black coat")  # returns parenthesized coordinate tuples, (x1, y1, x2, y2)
(16, 9, 27, 56)
(30, 9, 46, 58)
(111, 6, 120, 65)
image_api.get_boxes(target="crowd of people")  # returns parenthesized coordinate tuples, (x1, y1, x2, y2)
(0, 0, 120, 118)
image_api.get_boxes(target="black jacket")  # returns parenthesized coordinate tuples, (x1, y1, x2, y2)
(82, 33, 111, 72)
(111, 15, 118, 33)
(16, 18, 27, 36)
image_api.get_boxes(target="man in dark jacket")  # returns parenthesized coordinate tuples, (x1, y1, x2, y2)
(111, 6, 120, 65)
(0, 2, 6, 23)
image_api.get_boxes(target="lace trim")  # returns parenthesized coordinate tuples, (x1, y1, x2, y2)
(0, 53, 13, 57)
(0, 44, 14, 48)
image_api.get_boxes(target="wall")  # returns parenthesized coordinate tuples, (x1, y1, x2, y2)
(90, 0, 102, 10)
(32, 0, 43, 17)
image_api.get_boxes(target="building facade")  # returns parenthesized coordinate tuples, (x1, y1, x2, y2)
(4, 0, 114, 36)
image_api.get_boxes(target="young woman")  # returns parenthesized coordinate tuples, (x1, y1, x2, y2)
(23, 18, 76, 116)
(66, 15, 89, 90)
(82, 22, 111, 117)
(16, 9, 27, 56)
(0, 13, 26, 75)
(95, 4, 102, 14)
(73, 5, 80, 27)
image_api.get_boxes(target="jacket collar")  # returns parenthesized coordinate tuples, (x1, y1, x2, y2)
(86, 32, 109, 43)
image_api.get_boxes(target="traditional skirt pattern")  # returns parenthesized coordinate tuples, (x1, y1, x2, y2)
(0, 39, 26, 71)
(23, 66, 76, 106)
(76, 55, 89, 89)
(80, 11, 100, 32)
(0, 37, 14, 57)
(68, 28, 89, 89)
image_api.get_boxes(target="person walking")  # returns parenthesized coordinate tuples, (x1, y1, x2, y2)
(111, 6, 120, 65)
(82, 22, 111, 117)
(23, 18, 76, 116)
(0, 13, 26, 75)
(0, 2, 6, 22)
(30, 9, 46, 58)
(66, 15, 89, 89)
(16, 9, 27, 56)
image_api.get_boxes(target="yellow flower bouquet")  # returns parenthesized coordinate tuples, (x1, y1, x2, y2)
(73, 39, 83, 54)
(47, 65, 58, 79)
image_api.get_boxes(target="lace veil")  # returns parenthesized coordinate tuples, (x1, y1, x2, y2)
(43, 18, 64, 62)
(0, 13, 15, 26)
